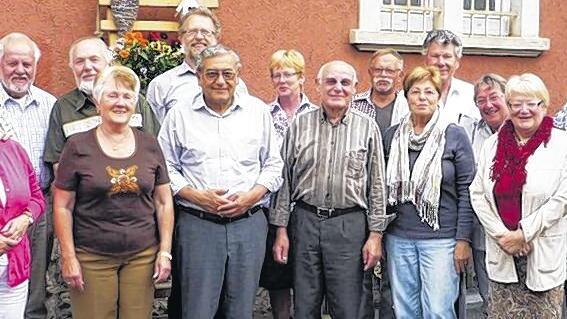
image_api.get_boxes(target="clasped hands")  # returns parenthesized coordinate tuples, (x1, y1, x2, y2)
(197, 188, 256, 218)
(497, 229, 531, 257)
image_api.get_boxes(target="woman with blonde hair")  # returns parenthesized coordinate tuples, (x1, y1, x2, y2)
(53, 66, 174, 319)
(470, 73, 567, 317)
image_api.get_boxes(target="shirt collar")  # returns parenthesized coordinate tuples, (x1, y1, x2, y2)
(175, 61, 196, 77)
(270, 93, 312, 114)
(0, 84, 39, 109)
(319, 104, 351, 125)
(191, 92, 244, 115)
(67, 89, 94, 112)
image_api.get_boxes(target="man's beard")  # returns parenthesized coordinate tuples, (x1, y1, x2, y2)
(78, 80, 94, 96)
(2, 78, 32, 98)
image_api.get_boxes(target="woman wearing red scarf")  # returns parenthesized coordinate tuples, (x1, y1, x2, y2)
(470, 73, 567, 317)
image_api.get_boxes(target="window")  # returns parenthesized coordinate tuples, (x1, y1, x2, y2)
(350, 0, 549, 57)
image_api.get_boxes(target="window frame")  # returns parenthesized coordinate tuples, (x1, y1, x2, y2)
(350, 0, 549, 57)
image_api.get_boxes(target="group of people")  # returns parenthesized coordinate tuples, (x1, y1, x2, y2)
(1, 5, 567, 319)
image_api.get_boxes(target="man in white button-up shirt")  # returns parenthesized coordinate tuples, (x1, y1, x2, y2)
(158, 45, 283, 319)
(423, 30, 480, 125)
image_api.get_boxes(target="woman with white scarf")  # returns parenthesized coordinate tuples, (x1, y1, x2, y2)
(382, 66, 475, 318)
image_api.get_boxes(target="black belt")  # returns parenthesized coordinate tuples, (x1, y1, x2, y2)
(295, 200, 361, 219)
(178, 205, 264, 224)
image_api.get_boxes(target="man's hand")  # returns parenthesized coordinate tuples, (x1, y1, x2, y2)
(217, 185, 268, 218)
(61, 255, 85, 291)
(497, 229, 526, 255)
(273, 227, 289, 264)
(192, 188, 232, 213)
(1, 214, 31, 242)
(362, 232, 383, 271)
(454, 240, 472, 273)
(0, 233, 19, 255)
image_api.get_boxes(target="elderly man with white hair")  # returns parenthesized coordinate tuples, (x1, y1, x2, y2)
(0, 32, 56, 319)
(43, 36, 160, 172)
(271, 60, 389, 318)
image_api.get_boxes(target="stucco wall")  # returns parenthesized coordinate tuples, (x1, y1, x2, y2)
(2, 0, 566, 113)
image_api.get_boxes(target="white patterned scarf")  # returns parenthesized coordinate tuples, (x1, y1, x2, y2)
(386, 109, 448, 230)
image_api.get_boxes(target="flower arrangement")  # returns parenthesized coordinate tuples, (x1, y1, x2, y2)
(112, 31, 184, 92)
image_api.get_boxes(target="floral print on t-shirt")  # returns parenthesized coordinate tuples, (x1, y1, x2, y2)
(106, 165, 140, 195)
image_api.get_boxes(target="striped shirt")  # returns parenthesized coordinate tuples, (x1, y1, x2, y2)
(0, 85, 56, 189)
(270, 106, 390, 232)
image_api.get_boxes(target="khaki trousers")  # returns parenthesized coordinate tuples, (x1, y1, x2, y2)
(70, 245, 157, 319)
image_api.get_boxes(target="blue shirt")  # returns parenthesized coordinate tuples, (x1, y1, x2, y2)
(158, 92, 283, 210)
(0, 85, 56, 189)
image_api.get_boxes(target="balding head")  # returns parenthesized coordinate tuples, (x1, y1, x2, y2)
(0, 32, 41, 98)
(316, 60, 357, 112)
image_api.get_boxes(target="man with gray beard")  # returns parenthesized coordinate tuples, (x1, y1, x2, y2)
(44, 36, 160, 171)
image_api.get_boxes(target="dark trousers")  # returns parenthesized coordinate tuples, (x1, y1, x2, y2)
(292, 205, 372, 319)
(174, 209, 267, 319)
(25, 192, 53, 319)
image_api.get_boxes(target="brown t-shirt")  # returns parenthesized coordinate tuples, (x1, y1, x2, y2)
(54, 128, 170, 256)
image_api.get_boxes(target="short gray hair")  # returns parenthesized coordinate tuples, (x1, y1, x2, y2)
(195, 44, 241, 72)
(92, 65, 140, 104)
(68, 36, 112, 67)
(316, 60, 358, 85)
(422, 29, 463, 59)
(0, 32, 41, 63)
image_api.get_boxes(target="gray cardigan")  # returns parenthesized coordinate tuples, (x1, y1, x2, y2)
(383, 124, 475, 241)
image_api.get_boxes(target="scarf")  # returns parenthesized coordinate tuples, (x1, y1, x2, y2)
(490, 116, 553, 230)
(386, 109, 449, 230)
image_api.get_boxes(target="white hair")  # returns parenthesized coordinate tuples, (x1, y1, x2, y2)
(68, 36, 112, 67)
(316, 60, 358, 85)
(0, 32, 41, 63)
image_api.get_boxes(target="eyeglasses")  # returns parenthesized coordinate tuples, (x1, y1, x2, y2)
(203, 70, 237, 82)
(476, 93, 504, 106)
(370, 67, 400, 77)
(508, 100, 543, 112)
(271, 72, 298, 81)
(182, 28, 216, 38)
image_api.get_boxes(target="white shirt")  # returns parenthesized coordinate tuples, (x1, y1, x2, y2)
(439, 77, 480, 125)
(158, 92, 283, 210)
(146, 62, 249, 123)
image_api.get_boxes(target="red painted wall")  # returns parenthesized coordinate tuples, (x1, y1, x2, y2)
(2, 0, 567, 113)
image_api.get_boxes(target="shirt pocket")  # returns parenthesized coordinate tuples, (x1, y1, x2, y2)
(345, 149, 367, 180)
(535, 234, 566, 273)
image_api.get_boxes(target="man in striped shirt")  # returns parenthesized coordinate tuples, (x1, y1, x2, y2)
(271, 60, 391, 318)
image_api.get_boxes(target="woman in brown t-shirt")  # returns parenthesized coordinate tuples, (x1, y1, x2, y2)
(53, 66, 173, 319)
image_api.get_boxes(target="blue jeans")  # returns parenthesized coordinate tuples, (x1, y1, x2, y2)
(385, 234, 459, 319)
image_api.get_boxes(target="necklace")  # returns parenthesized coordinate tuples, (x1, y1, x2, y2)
(98, 127, 132, 151)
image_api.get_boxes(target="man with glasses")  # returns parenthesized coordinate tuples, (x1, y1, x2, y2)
(146, 7, 248, 123)
(158, 45, 283, 319)
(461, 73, 509, 318)
(423, 29, 480, 124)
(353, 48, 408, 137)
(352, 48, 408, 318)
(271, 60, 388, 318)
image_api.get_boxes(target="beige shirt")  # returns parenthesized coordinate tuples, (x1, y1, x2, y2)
(270, 107, 389, 232)
(470, 128, 567, 291)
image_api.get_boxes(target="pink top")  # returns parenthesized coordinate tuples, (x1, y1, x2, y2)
(0, 139, 45, 287)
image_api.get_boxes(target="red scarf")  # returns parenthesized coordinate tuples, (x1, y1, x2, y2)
(490, 116, 553, 230)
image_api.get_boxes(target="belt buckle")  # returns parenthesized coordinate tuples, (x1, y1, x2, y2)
(316, 207, 335, 219)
